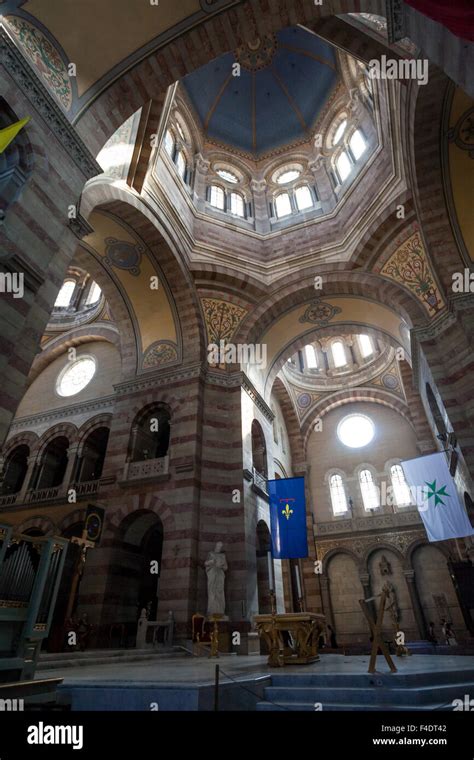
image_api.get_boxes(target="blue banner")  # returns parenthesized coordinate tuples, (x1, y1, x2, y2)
(268, 476, 308, 559)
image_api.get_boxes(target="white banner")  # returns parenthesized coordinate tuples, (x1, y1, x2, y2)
(401, 452, 474, 542)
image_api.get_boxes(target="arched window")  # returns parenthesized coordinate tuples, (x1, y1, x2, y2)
(359, 469, 379, 510)
(0, 445, 29, 494)
(229, 191, 245, 217)
(56, 356, 96, 397)
(390, 464, 411, 507)
(164, 130, 175, 157)
(216, 168, 238, 184)
(336, 151, 351, 182)
(251, 420, 267, 477)
(36, 437, 69, 489)
(349, 129, 367, 160)
(54, 280, 75, 308)
(85, 281, 101, 306)
(333, 119, 347, 146)
(329, 474, 348, 515)
(175, 150, 187, 179)
(77, 427, 110, 482)
(332, 341, 346, 368)
(295, 185, 313, 211)
(275, 192, 291, 218)
(358, 334, 373, 358)
(304, 344, 318, 369)
(130, 406, 171, 462)
(276, 168, 300, 185)
(210, 185, 225, 210)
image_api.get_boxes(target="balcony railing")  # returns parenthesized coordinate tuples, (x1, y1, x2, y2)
(71, 480, 100, 497)
(25, 486, 60, 504)
(123, 456, 169, 483)
(252, 467, 269, 498)
(0, 493, 18, 508)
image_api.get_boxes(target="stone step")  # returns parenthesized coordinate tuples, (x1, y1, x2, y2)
(38, 648, 186, 670)
(268, 668, 474, 688)
(256, 701, 454, 712)
(263, 682, 474, 707)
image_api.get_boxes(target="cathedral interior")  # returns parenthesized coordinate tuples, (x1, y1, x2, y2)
(0, 0, 473, 718)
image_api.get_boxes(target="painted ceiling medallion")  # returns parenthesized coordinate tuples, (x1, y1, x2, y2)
(299, 298, 342, 326)
(104, 238, 143, 276)
(142, 341, 178, 369)
(297, 392, 312, 409)
(235, 35, 277, 72)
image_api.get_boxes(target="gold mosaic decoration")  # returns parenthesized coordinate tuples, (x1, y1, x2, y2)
(201, 298, 248, 345)
(375, 231, 445, 317)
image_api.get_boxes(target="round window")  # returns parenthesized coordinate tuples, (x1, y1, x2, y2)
(56, 356, 96, 397)
(337, 414, 374, 448)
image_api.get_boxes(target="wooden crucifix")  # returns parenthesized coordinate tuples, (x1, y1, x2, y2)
(359, 589, 397, 674)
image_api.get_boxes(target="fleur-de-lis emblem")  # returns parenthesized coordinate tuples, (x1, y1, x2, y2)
(282, 503, 293, 520)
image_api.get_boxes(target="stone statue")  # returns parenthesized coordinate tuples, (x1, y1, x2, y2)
(379, 555, 392, 576)
(382, 580, 399, 625)
(205, 541, 227, 616)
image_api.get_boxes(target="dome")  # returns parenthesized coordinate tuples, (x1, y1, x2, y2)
(182, 26, 338, 156)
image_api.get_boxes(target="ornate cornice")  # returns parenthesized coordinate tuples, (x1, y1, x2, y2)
(0, 25, 100, 179)
(114, 362, 203, 395)
(9, 395, 116, 432)
(241, 373, 274, 422)
(314, 508, 422, 537)
(316, 528, 425, 566)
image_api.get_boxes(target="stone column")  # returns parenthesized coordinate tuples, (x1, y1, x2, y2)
(308, 156, 337, 214)
(250, 179, 271, 234)
(59, 444, 80, 497)
(192, 153, 210, 212)
(18, 454, 40, 503)
(404, 569, 427, 639)
(319, 575, 335, 629)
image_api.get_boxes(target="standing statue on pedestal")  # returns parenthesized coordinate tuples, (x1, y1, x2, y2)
(205, 542, 227, 616)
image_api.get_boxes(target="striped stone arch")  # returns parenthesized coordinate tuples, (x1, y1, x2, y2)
(27, 323, 121, 390)
(301, 389, 415, 454)
(238, 272, 427, 349)
(321, 546, 364, 576)
(3, 430, 39, 456)
(77, 413, 113, 456)
(75, 0, 392, 155)
(79, 184, 205, 368)
(271, 376, 305, 472)
(349, 193, 417, 269)
(16, 515, 57, 537)
(102, 494, 175, 544)
(59, 508, 87, 535)
(36, 422, 79, 457)
(403, 536, 450, 572)
(362, 542, 406, 573)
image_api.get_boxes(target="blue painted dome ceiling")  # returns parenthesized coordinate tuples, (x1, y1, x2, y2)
(182, 26, 339, 157)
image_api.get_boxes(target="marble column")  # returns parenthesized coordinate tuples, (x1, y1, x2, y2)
(308, 156, 337, 214)
(192, 153, 210, 212)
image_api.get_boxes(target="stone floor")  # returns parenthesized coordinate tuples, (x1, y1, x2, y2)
(39, 651, 474, 685)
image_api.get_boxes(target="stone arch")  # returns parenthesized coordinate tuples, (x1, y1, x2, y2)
(103, 494, 175, 543)
(36, 423, 79, 457)
(324, 549, 366, 644)
(27, 324, 121, 390)
(270, 377, 305, 471)
(80, 183, 205, 370)
(322, 546, 363, 575)
(363, 542, 406, 574)
(301, 390, 415, 454)
(77, 414, 113, 456)
(74, 1, 392, 154)
(16, 515, 56, 537)
(59, 509, 87, 536)
(2, 431, 39, 456)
